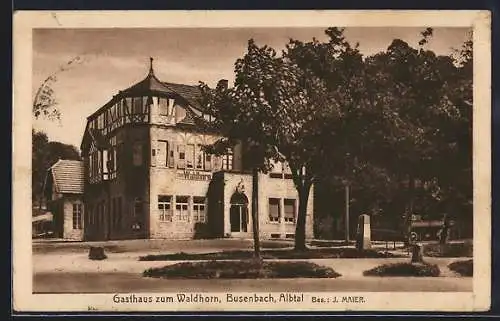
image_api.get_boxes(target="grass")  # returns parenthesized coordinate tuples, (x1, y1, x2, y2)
(309, 240, 355, 247)
(363, 262, 441, 277)
(139, 248, 402, 261)
(423, 241, 473, 258)
(33, 238, 293, 254)
(143, 260, 341, 279)
(448, 259, 473, 277)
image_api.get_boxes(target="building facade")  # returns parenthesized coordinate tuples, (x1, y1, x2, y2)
(80, 59, 314, 241)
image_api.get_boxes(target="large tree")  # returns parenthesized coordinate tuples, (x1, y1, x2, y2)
(199, 28, 364, 250)
(355, 29, 473, 241)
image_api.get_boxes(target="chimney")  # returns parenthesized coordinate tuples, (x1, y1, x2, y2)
(217, 79, 228, 90)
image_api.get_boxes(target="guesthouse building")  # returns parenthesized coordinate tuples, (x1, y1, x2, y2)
(79, 58, 314, 241)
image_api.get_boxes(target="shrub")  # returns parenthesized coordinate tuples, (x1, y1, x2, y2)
(363, 262, 440, 277)
(143, 260, 341, 279)
(88, 246, 107, 260)
(448, 259, 473, 277)
(193, 223, 211, 239)
(423, 241, 473, 258)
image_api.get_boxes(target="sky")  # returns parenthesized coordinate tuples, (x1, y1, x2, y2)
(32, 27, 471, 149)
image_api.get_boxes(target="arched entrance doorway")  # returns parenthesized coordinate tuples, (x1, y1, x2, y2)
(230, 192, 248, 234)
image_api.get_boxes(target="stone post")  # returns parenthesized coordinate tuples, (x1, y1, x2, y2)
(356, 214, 371, 250)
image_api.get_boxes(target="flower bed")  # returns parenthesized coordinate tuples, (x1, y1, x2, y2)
(143, 260, 341, 279)
(363, 262, 441, 277)
(448, 259, 473, 277)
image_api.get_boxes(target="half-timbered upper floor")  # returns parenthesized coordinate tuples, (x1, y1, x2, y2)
(80, 58, 292, 185)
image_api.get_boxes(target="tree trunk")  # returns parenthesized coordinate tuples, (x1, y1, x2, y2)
(404, 175, 415, 247)
(294, 183, 312, 251)
(251, 167, 261, 259)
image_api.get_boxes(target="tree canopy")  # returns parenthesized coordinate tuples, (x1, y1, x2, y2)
(32, 130, 81, 207)
(198, 27, 473, 245)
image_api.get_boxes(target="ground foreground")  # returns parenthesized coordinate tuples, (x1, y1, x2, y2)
(32, 238, 472, 293)
(33, 272, 472, 293)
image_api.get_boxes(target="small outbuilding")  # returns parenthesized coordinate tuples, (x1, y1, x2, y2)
(43, 159, 85, 240)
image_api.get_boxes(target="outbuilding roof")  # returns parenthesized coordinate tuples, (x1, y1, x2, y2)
(47, 159, 84, 195)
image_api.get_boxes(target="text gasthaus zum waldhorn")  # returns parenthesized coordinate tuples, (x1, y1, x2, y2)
(111, 293, 366, 305)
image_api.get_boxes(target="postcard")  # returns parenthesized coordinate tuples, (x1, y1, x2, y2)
(12, 10, 491, 312)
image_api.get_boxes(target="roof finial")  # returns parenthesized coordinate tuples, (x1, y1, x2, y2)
(148, 57, 154, 76)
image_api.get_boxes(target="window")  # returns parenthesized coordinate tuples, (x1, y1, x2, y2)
(124, 97, 132, 122)
(177, 145, 186, 169)
(196, 145, 204, 170)
(108, 136, 117, 179)
(269, 198, 280, 223)
(284, 199, 296, 223)
(89, 153, 94, 179)
(133, 97, 143, 114)
(158, 195, 172, 222)
(157, 141, 168, 167)
(222, 148, 233, 170)
(72, 203, 82, 229)
(193, 197, 206, 223)
(97, 113, 104, 129)
(159, 97, 175, 116)
(97, 150, 102, 177)
(175, 196, 189, 222)
(168, 147, 175, 168)
(117, 100, 123, 119)
(133, 142, 143, 166)
(102, 149, 109, 180)
(186, 144, 195, 169)
(151, 148, 156, 166)
(204, 153, 212, 171)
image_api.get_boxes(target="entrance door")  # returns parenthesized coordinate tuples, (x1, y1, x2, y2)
(230, 204, 248, 232)
(229, 192, 248, 234)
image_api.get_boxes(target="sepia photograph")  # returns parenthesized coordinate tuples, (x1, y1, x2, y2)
(13, 10, 491, 312)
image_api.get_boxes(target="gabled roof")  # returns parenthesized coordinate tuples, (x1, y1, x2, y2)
(47, 160, 84, 195)
(81, 126, 110, 152)
(162, 82, 203, 110)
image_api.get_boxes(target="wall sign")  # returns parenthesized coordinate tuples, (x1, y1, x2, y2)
(177, 170, 212, 181)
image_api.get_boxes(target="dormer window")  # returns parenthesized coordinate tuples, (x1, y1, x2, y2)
(133, 97, 143, 114)
(159, 97, 176, 117)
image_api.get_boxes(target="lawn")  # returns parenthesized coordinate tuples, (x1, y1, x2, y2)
(139, 247, 403, 261)
(33, 238, 294, 254)
(143, 260, 341, 279)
